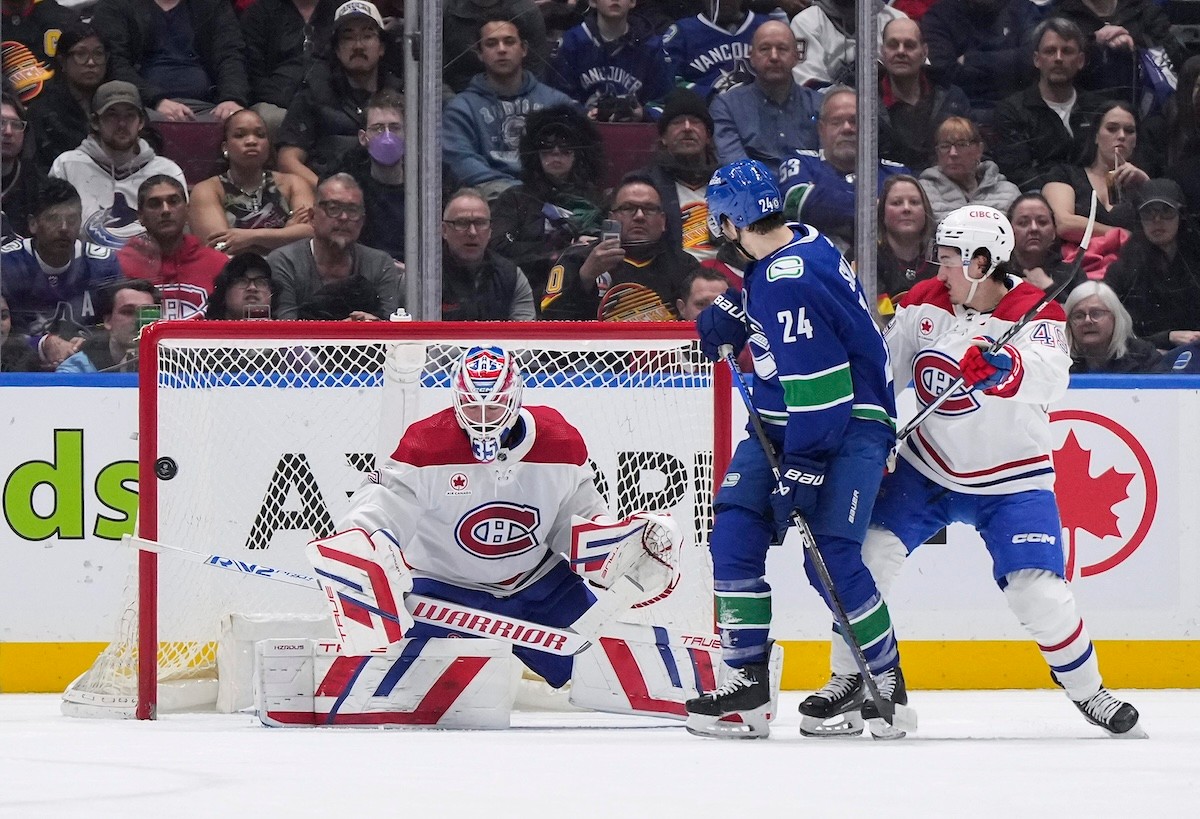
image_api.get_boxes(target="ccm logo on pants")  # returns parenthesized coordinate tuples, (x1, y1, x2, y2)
(1011, 533, 1057, 544)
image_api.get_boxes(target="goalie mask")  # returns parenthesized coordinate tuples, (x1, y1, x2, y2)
(452, 345, 524, 464)
(931, 205, 1014, 304)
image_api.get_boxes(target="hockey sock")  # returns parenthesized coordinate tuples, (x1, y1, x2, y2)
(714, 577, 772, 666)
(831, 593, 899, 675)
(709, 505, 774, 666)
(806, 533, 900, 675)
(830, 527, 908, 675)
(1003, 568, 1103, 699)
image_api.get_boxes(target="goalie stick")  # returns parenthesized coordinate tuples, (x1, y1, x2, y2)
(124, 534, 654, 657)
(895, 190, 1098, 443)
(719, 349, 917, 733)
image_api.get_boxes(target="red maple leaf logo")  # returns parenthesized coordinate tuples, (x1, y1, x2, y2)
(1053, 430, 1134, 579)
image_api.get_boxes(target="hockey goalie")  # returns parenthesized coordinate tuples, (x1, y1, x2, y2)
(256, 344, 727, 728)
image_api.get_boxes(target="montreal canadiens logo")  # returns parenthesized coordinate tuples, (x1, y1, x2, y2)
(455, 502, 541, 560)
(912, 349, 979, 416)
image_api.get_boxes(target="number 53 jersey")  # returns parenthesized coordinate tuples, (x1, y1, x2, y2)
(887, 276, 1071, 496)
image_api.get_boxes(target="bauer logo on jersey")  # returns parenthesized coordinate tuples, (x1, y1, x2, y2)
(913, 349, 980, 416)
(766, 257, 804, 281)
(455, 502, 542, 559)
(448, 472, 470, 494)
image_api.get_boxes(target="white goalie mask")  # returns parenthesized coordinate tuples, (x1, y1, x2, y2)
(930, 205, 1014, 303)
(451, 345, 524, 464)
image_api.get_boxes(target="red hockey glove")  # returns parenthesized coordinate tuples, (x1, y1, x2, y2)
(959, 340, 1022, 395)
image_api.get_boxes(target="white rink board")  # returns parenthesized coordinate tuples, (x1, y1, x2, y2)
(740, 383, 1200, 640)
(1, 380, 1199, 643)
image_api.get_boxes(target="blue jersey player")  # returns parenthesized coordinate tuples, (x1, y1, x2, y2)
(684, 159, 912, 740)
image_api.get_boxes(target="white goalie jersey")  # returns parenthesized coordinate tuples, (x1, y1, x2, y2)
(339, 405, 608, 595)
(888, 277, 1071, 495)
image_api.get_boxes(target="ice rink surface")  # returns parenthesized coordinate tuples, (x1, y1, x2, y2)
(4, 690, 1199, 819)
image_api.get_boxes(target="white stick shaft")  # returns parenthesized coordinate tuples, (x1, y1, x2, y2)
(125, 535, 600, 656)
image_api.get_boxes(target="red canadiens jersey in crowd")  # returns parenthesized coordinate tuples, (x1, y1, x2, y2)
(338, 406, 608, 595)
(887, 277, 1071, 495)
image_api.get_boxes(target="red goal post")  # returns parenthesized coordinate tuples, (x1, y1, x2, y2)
(63, 321, 733, 719)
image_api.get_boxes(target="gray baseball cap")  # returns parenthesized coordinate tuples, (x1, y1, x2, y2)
(92, 81, 144, 117)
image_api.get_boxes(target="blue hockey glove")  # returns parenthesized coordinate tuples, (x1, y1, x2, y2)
(959, 339, 1020, 393)
(695, 289, 748, 362)
(769, 453, 826, 530)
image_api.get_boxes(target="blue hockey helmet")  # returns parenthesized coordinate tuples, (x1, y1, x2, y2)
(706, 159, 783, 238)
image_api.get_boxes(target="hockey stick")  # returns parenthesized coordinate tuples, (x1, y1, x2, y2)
(125, 534, 620, 657)
(720, 349, 916, 731)
(896, 190, 1099, 442)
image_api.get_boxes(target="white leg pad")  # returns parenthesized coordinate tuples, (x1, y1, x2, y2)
(1003, 568, 1102, 699)
(830, 526, 908, 675)
(568, 622, 723, 720)
(255, 637, 518, 728)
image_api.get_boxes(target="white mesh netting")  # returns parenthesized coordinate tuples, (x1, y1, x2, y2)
(63, 328, 720, 717)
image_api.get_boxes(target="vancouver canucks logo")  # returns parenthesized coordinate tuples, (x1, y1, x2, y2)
(766, 257, 804, 281)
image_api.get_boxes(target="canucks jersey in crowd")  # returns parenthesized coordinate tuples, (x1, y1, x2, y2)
(778, 149, 909, 246)
(742, 222, 895, 455)
(662, 11, 770, 101)
(550, 13, 673, 116)
(0, 237, 121, 340)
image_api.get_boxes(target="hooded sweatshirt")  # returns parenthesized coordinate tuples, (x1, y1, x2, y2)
(48, 136, 187, 248)
(117, 233, 227, 319)
(442, 71, 576, 188)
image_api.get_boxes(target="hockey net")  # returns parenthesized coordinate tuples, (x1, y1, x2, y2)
(63, 321, 731, 719)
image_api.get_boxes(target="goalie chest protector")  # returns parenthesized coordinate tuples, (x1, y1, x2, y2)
(340, 406, 608, 593)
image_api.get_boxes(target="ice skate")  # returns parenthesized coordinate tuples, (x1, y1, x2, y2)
(799, 672, 865, 737)
(1072, 688, 1147, 739)
(860, 666, 917, 740)
(685, 660, 774, 739)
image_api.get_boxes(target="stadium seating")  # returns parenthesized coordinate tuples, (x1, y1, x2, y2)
(152, 120, 225, 187)
(596, 122, 659, 191)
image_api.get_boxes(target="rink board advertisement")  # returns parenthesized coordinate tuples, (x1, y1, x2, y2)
(1, 375, 1198, 691)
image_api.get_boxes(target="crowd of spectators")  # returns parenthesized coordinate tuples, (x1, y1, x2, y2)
(2, 0, 1199, 374)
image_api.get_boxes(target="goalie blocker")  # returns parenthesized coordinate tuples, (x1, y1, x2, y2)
(282, 516, 719, 727)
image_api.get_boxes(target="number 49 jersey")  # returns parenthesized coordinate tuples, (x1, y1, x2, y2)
(741, 223, 896, 463)
(337, 406, 608, 596)
(887, 276, 1071, 495)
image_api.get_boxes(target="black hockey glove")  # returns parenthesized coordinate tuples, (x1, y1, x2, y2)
(769, 453, 826, 530)
(696, 289, 748, 362)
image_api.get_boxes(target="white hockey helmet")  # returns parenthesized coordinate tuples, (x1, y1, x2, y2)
(932, 205, 1014, 276)
(451, 345, 524, 464)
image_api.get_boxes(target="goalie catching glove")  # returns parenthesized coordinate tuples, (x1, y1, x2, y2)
(306, 529, 414, 655)
(569, 513, 682, 607)
(696, 289, 748, 362)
